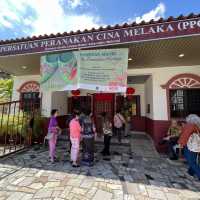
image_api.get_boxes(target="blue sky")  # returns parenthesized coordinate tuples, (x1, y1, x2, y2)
(0, 0, 200, 40)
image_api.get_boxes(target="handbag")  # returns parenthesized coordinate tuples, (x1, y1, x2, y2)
(46, 132, 53, 140)
(116, 114, 125, 128)
(187, 128, 200, 152)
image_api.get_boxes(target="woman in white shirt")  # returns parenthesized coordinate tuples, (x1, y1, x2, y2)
(101, 112, 113, 156)
(114, 110, 125, 143)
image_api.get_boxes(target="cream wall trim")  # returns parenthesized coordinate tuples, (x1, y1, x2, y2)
(12, 75, 40, 101)
(12, 65, 200, 120)
(128, 65, 200, 120)
(52, 91, 68, 116)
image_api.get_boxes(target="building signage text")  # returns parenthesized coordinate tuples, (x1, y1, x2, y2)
(0, 17, 200, 56)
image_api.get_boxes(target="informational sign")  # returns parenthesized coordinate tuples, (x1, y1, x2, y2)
(1, 17, 200, 56)
(78, 49, 128, 92)
(40, 48, 128, 92)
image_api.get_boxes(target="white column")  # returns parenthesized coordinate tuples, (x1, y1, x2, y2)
(41, 91, 52, 117)
(51, 91, 68, 116)
(145, 76, 154, 119)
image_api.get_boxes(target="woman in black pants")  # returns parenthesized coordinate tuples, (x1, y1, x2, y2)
(114, 110, 125, 143)
(101, 112, 113, 156)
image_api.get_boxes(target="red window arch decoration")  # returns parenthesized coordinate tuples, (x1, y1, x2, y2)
(161, 73, 200, 89)
(18, 81, 40, 93)
(161, 73, 200, 120)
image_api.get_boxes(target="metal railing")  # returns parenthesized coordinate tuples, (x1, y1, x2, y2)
(0, 100, 40, 157)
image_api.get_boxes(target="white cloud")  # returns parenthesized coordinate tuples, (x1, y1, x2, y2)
(23, 18, 33, 26)
(68, 0, 83, 8)
(0, 0, 24, 28)
(0, 0, 102, 37)
(129, 2, 166, 24)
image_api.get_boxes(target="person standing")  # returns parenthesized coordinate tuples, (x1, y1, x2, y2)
(124, 108, 132, 137)
(114, 110, 125, 143)
(67, 109, 80, 154)
(163, 119, 181, 160)
(101, 112, 112, 156)
(81, 109, 96, 166)
(28, 115, 34, 146)
(96, 113, 103, 137)
(47, 109, 60, 163)
(79, 110, 85, 127)
(178, 114, 200, 180)
(69, 111, 81, 167)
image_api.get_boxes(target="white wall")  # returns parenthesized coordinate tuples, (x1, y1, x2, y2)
(128, 65, 200, 120)
(52, 91, 68, 116)
(13, 65, 200, 120)
(12, 75, 69, 117)
(12, 75, 40, 101)
(145, 76, 153, 119)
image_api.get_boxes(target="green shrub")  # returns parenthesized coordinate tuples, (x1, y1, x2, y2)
(0, 112, 28, 137)
(32, 113, 46, 140)
(0, 111, 46, 144)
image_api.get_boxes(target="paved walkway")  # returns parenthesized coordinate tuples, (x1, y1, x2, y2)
(0, 145, 24, 157)
(0, 132, 199, 200)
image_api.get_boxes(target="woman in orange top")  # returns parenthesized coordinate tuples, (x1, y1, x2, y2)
(178, 114, 200, 180)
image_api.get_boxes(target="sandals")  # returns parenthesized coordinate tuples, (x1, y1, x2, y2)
(72, 164, 80, 168)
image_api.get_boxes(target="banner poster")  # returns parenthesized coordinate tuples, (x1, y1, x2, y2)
(40, 48, 128, 93)
(78, 49, 128, 92)
(40, 51, 78, 91)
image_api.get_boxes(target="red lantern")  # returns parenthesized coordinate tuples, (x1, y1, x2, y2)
(71, 90, 80, 96)
(126, 87, 135, 95)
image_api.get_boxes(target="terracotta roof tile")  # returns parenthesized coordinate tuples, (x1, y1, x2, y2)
(149, 19, 154, 24)
(158, 18, 164, 23)
(99, 26, 104, 30)
(131, 22, 137, 26)
(188, 13, 195, 18)
(0, 13, 199, 45)
(121, 23, 126, 28)
(113, 24, 119, 28)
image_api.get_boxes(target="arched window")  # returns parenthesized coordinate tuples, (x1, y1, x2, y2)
(162, 74, 200, 119)
(18, 81, 40, 93)
(18, 81, 40, 111)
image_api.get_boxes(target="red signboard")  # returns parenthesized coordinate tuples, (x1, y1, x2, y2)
(1, 17, 200, 57)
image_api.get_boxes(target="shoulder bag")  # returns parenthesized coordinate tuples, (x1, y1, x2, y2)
(187, 127, 200, 152)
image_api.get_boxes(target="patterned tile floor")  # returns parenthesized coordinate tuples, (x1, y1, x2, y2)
(0, 132, 199, 200)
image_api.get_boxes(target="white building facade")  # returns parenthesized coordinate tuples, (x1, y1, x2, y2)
(1, 14, 200, 151)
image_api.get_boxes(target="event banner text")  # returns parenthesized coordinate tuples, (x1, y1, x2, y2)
(40, 48, 128, 93)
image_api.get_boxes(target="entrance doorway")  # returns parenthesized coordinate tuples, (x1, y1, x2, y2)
(93, 93, 115, 120)
(93, 93, 114, 136)
(68, 96, 92, 113)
